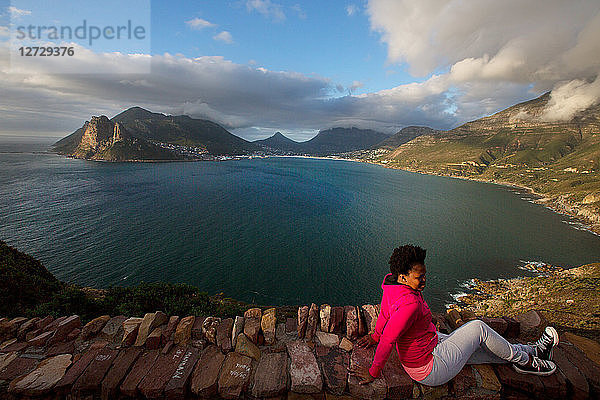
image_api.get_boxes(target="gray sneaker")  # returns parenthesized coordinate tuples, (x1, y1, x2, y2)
(532, 326, 559, 360)
(513, 356, 557, 376)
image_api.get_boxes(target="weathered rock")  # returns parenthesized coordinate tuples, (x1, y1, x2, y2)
(539, 366, 568, 399)
(231, 316, 244, 348)
(418, 382, 449, 399)
(146, 326, 164, 350)
(564, 332, 600, 366)
(44, 315, 67, 333)
(190, 345, 226, 397)
(357, 306, 367, 337)
(17, 317, 40, 341)
(287, 340, 323, 393)
(344, 306, 358, 339)
(138, 346, 188, 399)
(557, 342, 600, 393)
(72, 347, 118, 396)
(55, 345, 106, 394)
(482, 317, 508, 336)
(494, 363, 545, 397)
(46, 340, 75, 357)
(0, 338, 16, 350)
(348, 346, 386, 400)
(48, 315, 81, 345)
(66, 328, 80, 342)
(515, 310, 546, 340)
(320, 304, 332, 332)
(315, 331, 340, 348)
(460, 309, 477, 322)
(8, 354, 71, 396)
(553, 346, 589, 400)
(251, 351, 288, 398)
(134, 311, 168, 347)
(446, 309, 464, 330)
(122, 317, 143, 346)
(330, 306, 345, 333)
(244, 307, 262, 319)
(0, 317, 28, 339)
(0, 352, 18, 372)
(164, 346, 200, 399)
(382, 347, 412, 399)
(217, 318, 234, 352)
(25, 328, 42, 341)
(298, 306, 309, 338)
(244, 317, 261, 344)
(361, 305, 378, 334)
(192, 316, 205, 339)
(27, 330, 53, 347)
(0, 356, 38, 381)
(218, 351, 253, 399)
(162, 315, 180, 345)
(339, 337, 353, 352)
(202, 316, 221, 344)
(503, 317, 520, 338)
(450, 365, 477, 396)
(261, 308, 277, 345)
(286, 317, 298, 334)
(1, 340, 28, 353)
(119, 349, 160, 397)
(306, 303, 319, 341)
(174, 315, 194, 346)
(316, 345, 348, 395)
(235, 332, 261, 361)
(276, 323, 286, 342)
(35, 315, 54, 331)
(80, 315, 110, 341)
(471, 364, 501, 392)
(100, 346, 143, 400)
(98, 315, 127, 344)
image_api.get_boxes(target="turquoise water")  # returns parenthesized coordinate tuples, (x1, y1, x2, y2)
(1, 136, 599, 311)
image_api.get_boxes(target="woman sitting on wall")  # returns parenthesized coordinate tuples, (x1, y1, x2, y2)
(348, 244, 558, 386)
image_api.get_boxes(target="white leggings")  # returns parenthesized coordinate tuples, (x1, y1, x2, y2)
(418, 319, 534, 386)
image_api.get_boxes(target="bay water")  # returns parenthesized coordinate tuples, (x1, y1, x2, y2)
(1, 136, 599, 311)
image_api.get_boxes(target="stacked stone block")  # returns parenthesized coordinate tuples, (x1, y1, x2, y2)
(0, 307, 598, 399)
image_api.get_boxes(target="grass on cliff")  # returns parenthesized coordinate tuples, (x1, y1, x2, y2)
(0, 241, 246, 323)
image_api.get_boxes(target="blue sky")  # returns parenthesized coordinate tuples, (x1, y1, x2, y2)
(1, 1, 599, 141)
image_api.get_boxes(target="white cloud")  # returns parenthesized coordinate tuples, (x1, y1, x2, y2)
(185, 17, 217, 30)
(367, 0, 600, 120)
(0, 26, 9, 38)
(213, 31, 233, 44)
(246, 0, 286, 22)
(8, 6, 31, 17)
(291, 4, 307, 19)
(346, 4, 358, 16)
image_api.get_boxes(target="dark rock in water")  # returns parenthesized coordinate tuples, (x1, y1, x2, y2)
(218, 352, 253, 399)
(190, 345, 225, 397)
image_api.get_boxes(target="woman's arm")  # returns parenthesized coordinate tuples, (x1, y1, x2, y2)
(368, 301, 418, 378)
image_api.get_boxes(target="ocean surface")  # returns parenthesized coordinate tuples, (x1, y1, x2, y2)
(1, 136, 599, 311)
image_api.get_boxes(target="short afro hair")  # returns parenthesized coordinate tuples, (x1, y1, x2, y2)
(389, 244, 426, 277)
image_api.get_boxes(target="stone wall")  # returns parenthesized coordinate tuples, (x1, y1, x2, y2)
(0, 305, 598, 399)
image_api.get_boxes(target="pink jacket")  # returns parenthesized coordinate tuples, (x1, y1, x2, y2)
(368, 274, 438, 378)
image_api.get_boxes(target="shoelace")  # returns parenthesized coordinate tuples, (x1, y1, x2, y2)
(531, 356, 553, 370)
(533, 332, 553, 351)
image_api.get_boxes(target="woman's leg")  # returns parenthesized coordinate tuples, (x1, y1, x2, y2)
(419, 320, 534, 386)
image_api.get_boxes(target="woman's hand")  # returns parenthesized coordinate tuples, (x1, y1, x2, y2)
(347, 364, 375, 385)
(356, 334, 376, 348)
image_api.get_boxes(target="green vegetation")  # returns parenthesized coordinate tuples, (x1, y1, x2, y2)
(0, 240, 246, 323)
